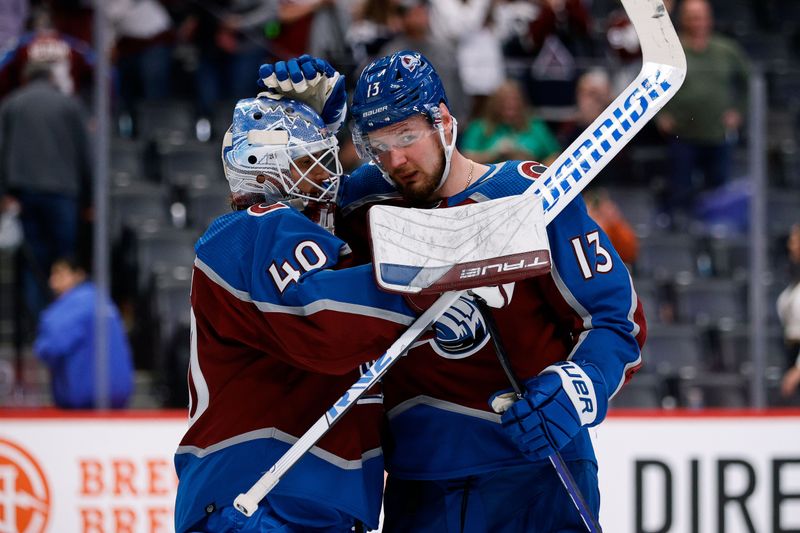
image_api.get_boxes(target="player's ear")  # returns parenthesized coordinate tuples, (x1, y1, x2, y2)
(438, 103, 455, 141)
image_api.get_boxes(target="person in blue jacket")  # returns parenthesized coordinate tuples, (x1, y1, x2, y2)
(33, 256, 134, 409)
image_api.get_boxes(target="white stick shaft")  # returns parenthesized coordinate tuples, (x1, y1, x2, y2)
(236, 0, 685, 517)
(234, 291, 463, 516)
(530, 0, 685, 224)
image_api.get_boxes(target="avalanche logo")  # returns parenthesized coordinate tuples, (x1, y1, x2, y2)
(430, 296, 491, 359)
(400, 54, 421, 72)
(0, 438, 50, 533)
(518, 161, 547, 181)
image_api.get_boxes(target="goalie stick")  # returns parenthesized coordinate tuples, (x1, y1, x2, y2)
(234, 0, 685, 518)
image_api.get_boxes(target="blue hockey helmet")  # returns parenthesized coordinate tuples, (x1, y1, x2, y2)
(351, 50, 448, 133)
(222, 96, 341, 206)
(351, 51, 458, 190)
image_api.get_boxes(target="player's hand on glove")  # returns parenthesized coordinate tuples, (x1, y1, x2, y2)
(489, 361, 608, 462)
(257, 54, 347, 133)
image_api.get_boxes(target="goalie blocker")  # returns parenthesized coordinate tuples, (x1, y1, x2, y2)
(369, 194, 552, 294)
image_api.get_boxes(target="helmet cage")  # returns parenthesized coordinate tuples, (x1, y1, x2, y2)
(223, 97, 342, 204)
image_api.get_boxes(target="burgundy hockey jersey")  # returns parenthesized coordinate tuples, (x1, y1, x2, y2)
(174, 203, 416, 531)
(338, 160, 647, 480)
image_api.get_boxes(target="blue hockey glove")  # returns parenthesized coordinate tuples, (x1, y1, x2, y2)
(489, 361, 608, 462)
(258, 54, 347, 133)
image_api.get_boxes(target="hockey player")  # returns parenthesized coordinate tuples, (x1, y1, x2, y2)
(258, 52, 647, 531)
(173, 95, 420, 533)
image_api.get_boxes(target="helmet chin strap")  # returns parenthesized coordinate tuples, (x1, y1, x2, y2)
(433, 116, 458, 192)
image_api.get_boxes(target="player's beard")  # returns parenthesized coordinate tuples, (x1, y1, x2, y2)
(390, 148, 445, 206)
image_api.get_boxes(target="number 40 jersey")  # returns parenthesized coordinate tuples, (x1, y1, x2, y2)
(173, 203, 415, 532)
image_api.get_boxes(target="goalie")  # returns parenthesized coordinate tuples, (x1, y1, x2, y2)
(258, 51, 648, 531)
(173, 96, 420, 533)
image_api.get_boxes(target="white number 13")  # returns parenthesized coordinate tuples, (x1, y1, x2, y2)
(367, 82, 380, 97)
(570, 231, 613, 279)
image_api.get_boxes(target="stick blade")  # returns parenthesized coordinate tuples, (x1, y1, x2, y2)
(623, 0, 687, 71)
(369, 194, 551, 294)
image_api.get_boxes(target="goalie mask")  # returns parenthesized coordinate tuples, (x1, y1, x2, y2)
(350, 50, 457, 191)
(222, 96, 342, 207)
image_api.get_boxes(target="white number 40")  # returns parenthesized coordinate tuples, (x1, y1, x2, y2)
(570, 231, 613, 279)
(268, 240, 327, 292)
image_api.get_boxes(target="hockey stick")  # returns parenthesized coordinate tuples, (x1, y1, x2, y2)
(234, 0, 685, 517)
(473, 296, 602, 532)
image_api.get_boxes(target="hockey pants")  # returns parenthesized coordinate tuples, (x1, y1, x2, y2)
(382, 459, 599, 532)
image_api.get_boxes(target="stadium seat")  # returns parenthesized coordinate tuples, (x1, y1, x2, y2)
(706, 235, 750, 279)
(110, 138, 149, 183)
(133, 227, 199, 290)
(677, 373, 749, 409)
(157, 141, 224, 189)
(714, 326, 787, 374)
(110, 182, 170, 239)
(641, 323, 708, 377)
(186, 183, 233, 230)
(603, 185, 658, 234)
(674, 278, 747, 325)
(766, 189, 800, 236)
(635, 233, 701, 280)
(766, 374, 800, 408)
(627, 145, 669, 185)
(632, 278, 664, 324)
(135, 100, 195, 144)
(152, 272, 192, 339)
(609, 373, 663, 409)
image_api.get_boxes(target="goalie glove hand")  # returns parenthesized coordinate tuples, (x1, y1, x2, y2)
(258, 54, 347, 134)
(489, 361, 608, 462)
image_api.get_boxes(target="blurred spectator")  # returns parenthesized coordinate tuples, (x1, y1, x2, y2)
(49, 0, 94, 44)
(0, 60, 92, 325)
(528, 0, 593, 58)
(379, 0, 468, 120)
(584, 187, 639, 265)
(0, 6, 94, 101)
(557, 68, 612, 147)
(272, 0, 339, 59)
(604, 0, 675, 92)
(428, 0, 491, 46)
(779, 224, 800, 398)
(507, 0, 594, 107)
(461, 78, 560, 165)
(0, 0, 28, 50)
(33, 257, 134, 409)
(498, 0, 591, 60)
(306, 0, 351, 71)
(108, 0, 175, 116)
(442, 0, 506, 120)
(656, 0, 749, 228)
(178, 0, 276, 118)
(346, 0, 401, 70)
(557, 68, 641, 183)
(492, 0, 537, 58)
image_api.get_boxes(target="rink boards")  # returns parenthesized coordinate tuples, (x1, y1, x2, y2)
(0, 409, 798, 533)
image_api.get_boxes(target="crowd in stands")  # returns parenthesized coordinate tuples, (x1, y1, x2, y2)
(0, 0, 799, 409)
